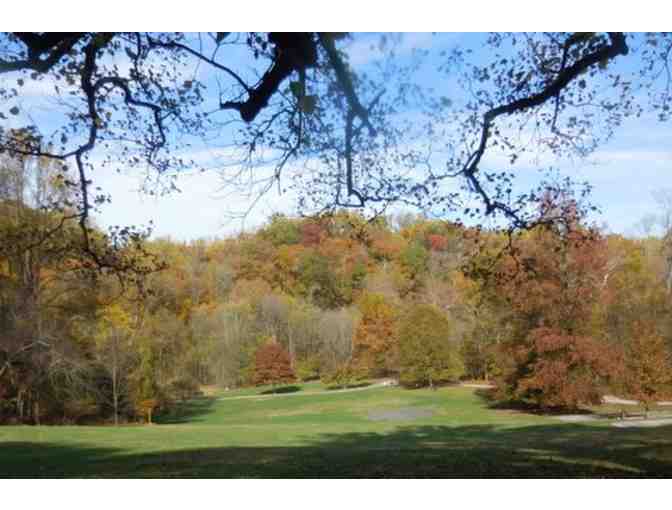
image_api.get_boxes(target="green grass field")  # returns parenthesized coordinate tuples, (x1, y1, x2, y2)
(2, 384, 672, 478)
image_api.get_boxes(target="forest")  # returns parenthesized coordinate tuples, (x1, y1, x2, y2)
(2, 148, 672, 426)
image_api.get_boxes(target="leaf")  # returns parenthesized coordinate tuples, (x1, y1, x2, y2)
(9, 106, 19, 115)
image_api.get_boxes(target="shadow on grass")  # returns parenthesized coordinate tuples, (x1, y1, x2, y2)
(325, 382, 372, 391)
(155, 396, 218, 425)
(259, 385, 302, 395)
(3, 421, 672, 478)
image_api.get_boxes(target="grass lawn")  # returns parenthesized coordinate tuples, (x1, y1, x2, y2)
(1, 385, 671, 478)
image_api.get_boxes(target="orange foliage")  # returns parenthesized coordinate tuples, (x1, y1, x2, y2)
(622, 324, 672, 410)
(369, 232, 405, 261)
(352, 293, 399, 376)
(229, 278, 272, 305)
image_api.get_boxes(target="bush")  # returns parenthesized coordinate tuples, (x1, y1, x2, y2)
(253, 338, 296, 387)
(296, 356, 321, 382)
(321, 362, 361, 389)
(167, 377, 201, 401)
(62, 398, 100, 424)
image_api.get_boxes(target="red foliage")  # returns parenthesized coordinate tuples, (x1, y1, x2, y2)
(508, 327, 620, 409)
(427, 234, 449, 252)
(490, 227, 617, 409)
(300, 222, 324, 247)
(498, 227, 608, 331)
(253, 338, 296, 387)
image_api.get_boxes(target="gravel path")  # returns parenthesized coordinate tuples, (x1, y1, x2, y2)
(603, 395, 672, 406)
(460, 383, 495, 389)
(556, 415, 601, 423)
(218, 380, 394, 401)
(612, 418, 672, 428)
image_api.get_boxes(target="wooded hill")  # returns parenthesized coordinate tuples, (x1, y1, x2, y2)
(2, 160, 672, 424)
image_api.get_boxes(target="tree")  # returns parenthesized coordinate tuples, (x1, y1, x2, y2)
(253, 337, 295, 390)
(512, 327, 619, 410)
(320, 361, 360, 389)
(470, 202, 623, 409)
(297, 251, 344, 309)
(352, 292, 399, 376)
(623, 326, 672, 417)
(398, 304, 463, 389)
(0, 146, 111, 424)
(318, 308, 357, 374)
(652, 189, 672, 295)
(94, 304, 137, 425)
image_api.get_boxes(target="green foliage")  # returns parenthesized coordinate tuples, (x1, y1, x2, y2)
(398, 304, 463, 388)
(400, 241, 429, 277)
(320, 362, 361, 389)
(296, 356, 321, 382)
(298, 251, 344, 309)
(261, 214, 301, 246)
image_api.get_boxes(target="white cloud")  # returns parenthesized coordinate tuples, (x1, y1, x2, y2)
(91, 165, 296, 241)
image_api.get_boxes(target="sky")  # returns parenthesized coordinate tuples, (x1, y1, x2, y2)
(4, 33, 671, 240)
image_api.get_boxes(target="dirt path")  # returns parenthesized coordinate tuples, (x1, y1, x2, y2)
(218, 380, 394, 401)
(460, 383, 495, 389)
(603, 395, 672, 406)
(457, 385, 672, 407)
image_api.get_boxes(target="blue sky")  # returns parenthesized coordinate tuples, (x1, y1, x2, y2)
(5, 33, 671, 240)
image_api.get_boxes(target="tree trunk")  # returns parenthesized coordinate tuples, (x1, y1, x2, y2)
(289, 330, 295, 370)
(33, 399, 40, 426)
(112, 340, 119, 426)
(17, 391, 24, 422)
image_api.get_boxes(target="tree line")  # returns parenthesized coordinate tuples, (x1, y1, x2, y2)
(2, 152, 672, 424)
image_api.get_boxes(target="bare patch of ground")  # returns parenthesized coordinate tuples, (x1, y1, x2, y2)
(367, 407, 435, 422)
